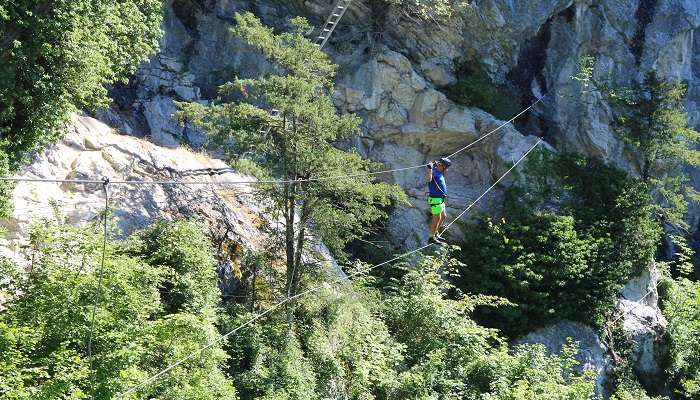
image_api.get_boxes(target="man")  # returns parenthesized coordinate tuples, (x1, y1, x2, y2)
(426, 157, 451, 243)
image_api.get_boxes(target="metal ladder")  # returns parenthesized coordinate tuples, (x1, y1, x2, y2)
(259, 0, 353, 134)
(315, 0, 353, 48)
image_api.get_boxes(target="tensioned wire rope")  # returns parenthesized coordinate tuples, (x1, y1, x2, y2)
(0, 95, 546, 188)
(86, 179, 110, 400)
(114, 138, 544, 399)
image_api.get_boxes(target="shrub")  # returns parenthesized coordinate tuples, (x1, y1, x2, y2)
(456, 152, 661, 335)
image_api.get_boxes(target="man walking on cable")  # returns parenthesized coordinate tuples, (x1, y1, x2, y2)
(426, 157, 451, 243)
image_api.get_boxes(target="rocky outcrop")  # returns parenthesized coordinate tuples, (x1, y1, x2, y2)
(517, 320, 613, 394)
(616, 262, 668, 389)
(516, 262, 667, 397)
(0, 114, 337, 295)
(334, 47, 541, 248)
(96, 0, 700, 247)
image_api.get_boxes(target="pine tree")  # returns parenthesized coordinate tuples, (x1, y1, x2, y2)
(573, 60, 700, 226)
(178, 12, 402, 298)
(610, 71, 700, 225)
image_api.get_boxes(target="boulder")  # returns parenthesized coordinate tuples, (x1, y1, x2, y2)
(517, 320, 613, 395)
(616, 262, 668, 389)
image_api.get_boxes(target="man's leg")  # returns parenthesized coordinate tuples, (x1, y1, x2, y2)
(429, 213, 440, 237)
(436, 209, 447, 236)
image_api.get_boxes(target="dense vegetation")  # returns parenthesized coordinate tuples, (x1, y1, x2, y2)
(178, 13, 402, 300)
(455, 151, 661, 336)
(0, 219, 235, 399)
(0, 218, 598, 399)
(0, 1, 162, 214)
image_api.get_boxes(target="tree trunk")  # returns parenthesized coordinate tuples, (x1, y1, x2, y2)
(291, 201, 310, 297)
(284, 182, 296, 298)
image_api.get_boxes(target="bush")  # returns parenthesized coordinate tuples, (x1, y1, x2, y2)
(383, 252, 597, 398)
(456, 152, 661, 335)
(662, 276, 700, 399)
(0, 1, 162, 215)
(0, 218, 235, 399)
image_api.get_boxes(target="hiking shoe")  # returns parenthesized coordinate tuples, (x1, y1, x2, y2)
(428, 236, 443, 244)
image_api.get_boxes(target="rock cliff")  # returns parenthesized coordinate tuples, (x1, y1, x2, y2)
(83, 0, 700, 394)
(0, 114, 337, 296)
(96, 0, 700, 245)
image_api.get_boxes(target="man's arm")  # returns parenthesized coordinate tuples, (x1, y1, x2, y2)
(425, 162, 433, 182)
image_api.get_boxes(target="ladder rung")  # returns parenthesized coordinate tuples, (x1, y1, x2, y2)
(323, 28, 330, 32)
(332, 13, 340, 17)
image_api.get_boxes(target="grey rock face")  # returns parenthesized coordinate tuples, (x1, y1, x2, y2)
(517, 320, 613, 395)
(98, 0, 700, 248)
(1, 115, 338, 295)
(616, 262, 668, 389)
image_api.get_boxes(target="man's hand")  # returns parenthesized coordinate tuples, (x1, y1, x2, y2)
(427, 161, 434, 169)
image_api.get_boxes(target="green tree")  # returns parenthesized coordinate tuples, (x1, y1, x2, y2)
(611, 72, 700, 183)
(382, 250, 597, 398)
(456, 152, 661, 335)
(0, 218, 235, 399)
(573, 60, 700, 225)
(660, 237, 700, 399)
(178, 13, 402, 299)
(0, 1, 162, 214)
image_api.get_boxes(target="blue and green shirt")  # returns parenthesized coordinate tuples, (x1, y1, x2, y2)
(428, 169, 447, 198)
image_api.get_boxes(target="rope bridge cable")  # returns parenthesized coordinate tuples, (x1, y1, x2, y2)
(0, 95, 547, 188)
(114, 138, 543, 399)
(608, 276, 663, 327)
(86, 178, 110, 400)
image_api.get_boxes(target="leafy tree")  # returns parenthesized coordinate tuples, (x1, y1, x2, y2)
(124, 219, 220, 314)
(382, 250, 597, 398)
(225, 248, 597, 399)
(661, 275, 700, 399)
(611, 72, 700, 182)
(573, 59, 700, 226)
(178, 12, 402, 299)
(456, 152, 661, 335)
(0, 1, 162, 214)
(0, 218, 235, 399)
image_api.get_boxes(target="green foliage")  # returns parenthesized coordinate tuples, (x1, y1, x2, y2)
(572, 58, 700, 226)
(225, 286, 401, 400)
(610, 71, 700, 225)
(610, 378, 666, 400)
(456, 151, 661, 335)
(124, 219, 220, 314)
(383, 253, 597, 398)
(178, 12, 404, 298)
(1, 221, 599, 399)
(384, 0, 470, 21)
(222, 249, 597, 399)
(662, 257, 700, 399)
(0, 218, 235, 399)
(447, 61, 521, 120)
(0, 1, 162, 214)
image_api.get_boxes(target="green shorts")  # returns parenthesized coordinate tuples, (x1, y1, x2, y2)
(427, 196, 445, 215)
